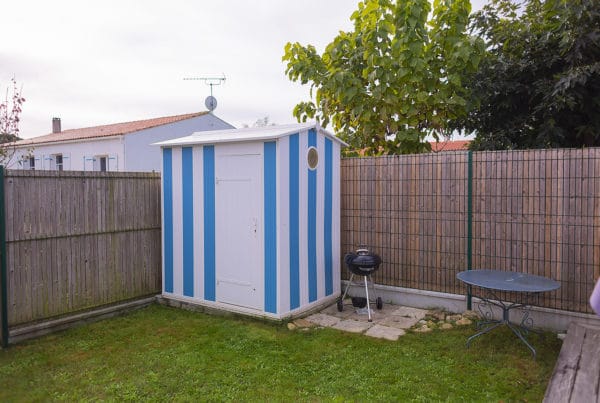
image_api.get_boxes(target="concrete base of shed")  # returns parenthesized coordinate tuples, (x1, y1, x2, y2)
(342, 281, 600, 333)
(157, 293, 339, 323)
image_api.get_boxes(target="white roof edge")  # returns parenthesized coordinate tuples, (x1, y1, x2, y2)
(316, 125, 347, 146)
(152, 122, 348, 147)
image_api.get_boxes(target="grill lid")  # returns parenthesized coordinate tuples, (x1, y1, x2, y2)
(344, 247, 382, 275)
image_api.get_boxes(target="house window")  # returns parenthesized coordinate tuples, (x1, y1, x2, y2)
(54, 154, 63, 171)
(97, 156, 107, 172)
(28, 157, 35, 170)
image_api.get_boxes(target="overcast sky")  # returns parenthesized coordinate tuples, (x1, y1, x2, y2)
(2, 0, 486, 139)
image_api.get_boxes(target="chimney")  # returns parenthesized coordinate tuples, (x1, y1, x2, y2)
(52, 117, 61, 133)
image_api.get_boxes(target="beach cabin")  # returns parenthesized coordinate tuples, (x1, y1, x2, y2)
(155, 123, 346, 319)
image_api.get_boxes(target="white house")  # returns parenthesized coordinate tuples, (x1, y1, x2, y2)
(8, 112, 234, 172)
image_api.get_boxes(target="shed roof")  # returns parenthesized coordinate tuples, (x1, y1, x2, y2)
(154, 122, 347, 147)
(13, 111, 209, 146)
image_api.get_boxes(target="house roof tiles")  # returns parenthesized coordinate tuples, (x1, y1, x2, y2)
(429, 140, 470, 152)
(13, 111, 209, 146)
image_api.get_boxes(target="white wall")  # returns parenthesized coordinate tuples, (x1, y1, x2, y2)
(7, 113, 234, 172)
(8, 137, 124, 171)
(123, 113, 234, 172)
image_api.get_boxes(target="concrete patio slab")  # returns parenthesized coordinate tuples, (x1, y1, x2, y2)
(365, 325, 406, 341)
(390, 306, 428, 320)
(319, 303, 356, 319)
(296, 301, 476, 341)
(305, 313, 341, 327)
(379, 315, 421, 329)
(332, 319, 374, 333)
(343, 308, 388, 323)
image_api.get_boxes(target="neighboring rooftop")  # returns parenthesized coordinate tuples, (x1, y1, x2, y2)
(13, 112, 209, 146)
(429, 140, 470, 152)
(355, 139, 471, 156)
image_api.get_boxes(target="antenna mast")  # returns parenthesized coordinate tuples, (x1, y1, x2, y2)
(183, 75, 226, 112)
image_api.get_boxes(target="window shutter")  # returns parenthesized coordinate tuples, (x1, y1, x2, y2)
(47, 155, 56, 170)
(83, 156, 95, 171)
(62, 153, 71, 170)
(108, 154, 118, 171)
(34, 156, 42, 170)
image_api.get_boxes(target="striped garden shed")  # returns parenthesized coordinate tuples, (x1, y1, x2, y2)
(155, 123, 346, 319)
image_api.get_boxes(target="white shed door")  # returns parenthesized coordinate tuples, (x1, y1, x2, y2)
(215, 144, 264, 310)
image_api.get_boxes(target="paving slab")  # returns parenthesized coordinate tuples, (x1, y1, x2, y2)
(379, 315, 421, 329)
(311, 302, 460, 338)
(365, 325, 406, 341)
(343, 308, 388, 323)
(390, 306, 428, 320)
(332, 319, 374, 333)
(320, 302, 356, 319)
(305, 313, 341, 327)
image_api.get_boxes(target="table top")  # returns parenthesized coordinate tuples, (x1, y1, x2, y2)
(457, 269, 560, 293)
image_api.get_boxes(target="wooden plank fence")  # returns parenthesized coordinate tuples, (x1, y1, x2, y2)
(1, 146, 598, 342)
(2, 170, 161, 328)
(341, 148, 600, 314)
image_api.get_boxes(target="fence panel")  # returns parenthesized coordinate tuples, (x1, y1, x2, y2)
(341, 148, 600, 314)
(470, 149, 600, 313)
(4, 170, 161, 327)
(341, 153, 469, 296)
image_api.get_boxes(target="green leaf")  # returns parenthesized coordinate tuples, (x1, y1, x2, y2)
(282, 0, 477, 156)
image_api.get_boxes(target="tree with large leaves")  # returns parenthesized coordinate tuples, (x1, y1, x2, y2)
(283, 0, 483, 155)
(462, 0, 600, 150)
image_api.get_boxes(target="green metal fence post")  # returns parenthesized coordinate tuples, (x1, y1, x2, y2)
(0, 166, 8, 347)
(466, 152, 473, 310)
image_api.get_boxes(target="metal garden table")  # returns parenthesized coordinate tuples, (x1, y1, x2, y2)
(456, 269, 560, 358)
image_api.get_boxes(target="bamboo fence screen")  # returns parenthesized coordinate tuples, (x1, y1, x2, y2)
(341, 148, 600, 314)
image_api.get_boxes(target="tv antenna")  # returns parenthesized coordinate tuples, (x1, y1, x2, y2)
(183, 75, 226, 112)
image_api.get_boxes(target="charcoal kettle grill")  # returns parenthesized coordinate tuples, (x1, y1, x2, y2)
(337, 247, 383, 322)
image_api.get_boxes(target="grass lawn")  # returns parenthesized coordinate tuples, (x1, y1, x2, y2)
(0, 304, 561, 401)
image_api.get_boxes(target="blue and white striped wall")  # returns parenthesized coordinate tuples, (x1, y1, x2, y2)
(159, 124, 343, 319)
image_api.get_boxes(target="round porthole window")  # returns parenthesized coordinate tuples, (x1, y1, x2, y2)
(307, 147, 319, 170)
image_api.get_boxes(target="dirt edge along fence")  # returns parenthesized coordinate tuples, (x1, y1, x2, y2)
(341, 148, 600, 314)
(1, 169, 161, 333)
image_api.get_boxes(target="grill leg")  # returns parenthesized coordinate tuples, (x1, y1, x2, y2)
(341, 274, 354, 301)
(368, 274, 377, 297)
(364, 275, 372, 322)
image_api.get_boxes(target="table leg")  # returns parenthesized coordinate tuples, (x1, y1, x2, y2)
(467, 290, 539, 358)
(506, 323, 536, 358)
(466, 321, 503, 347)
